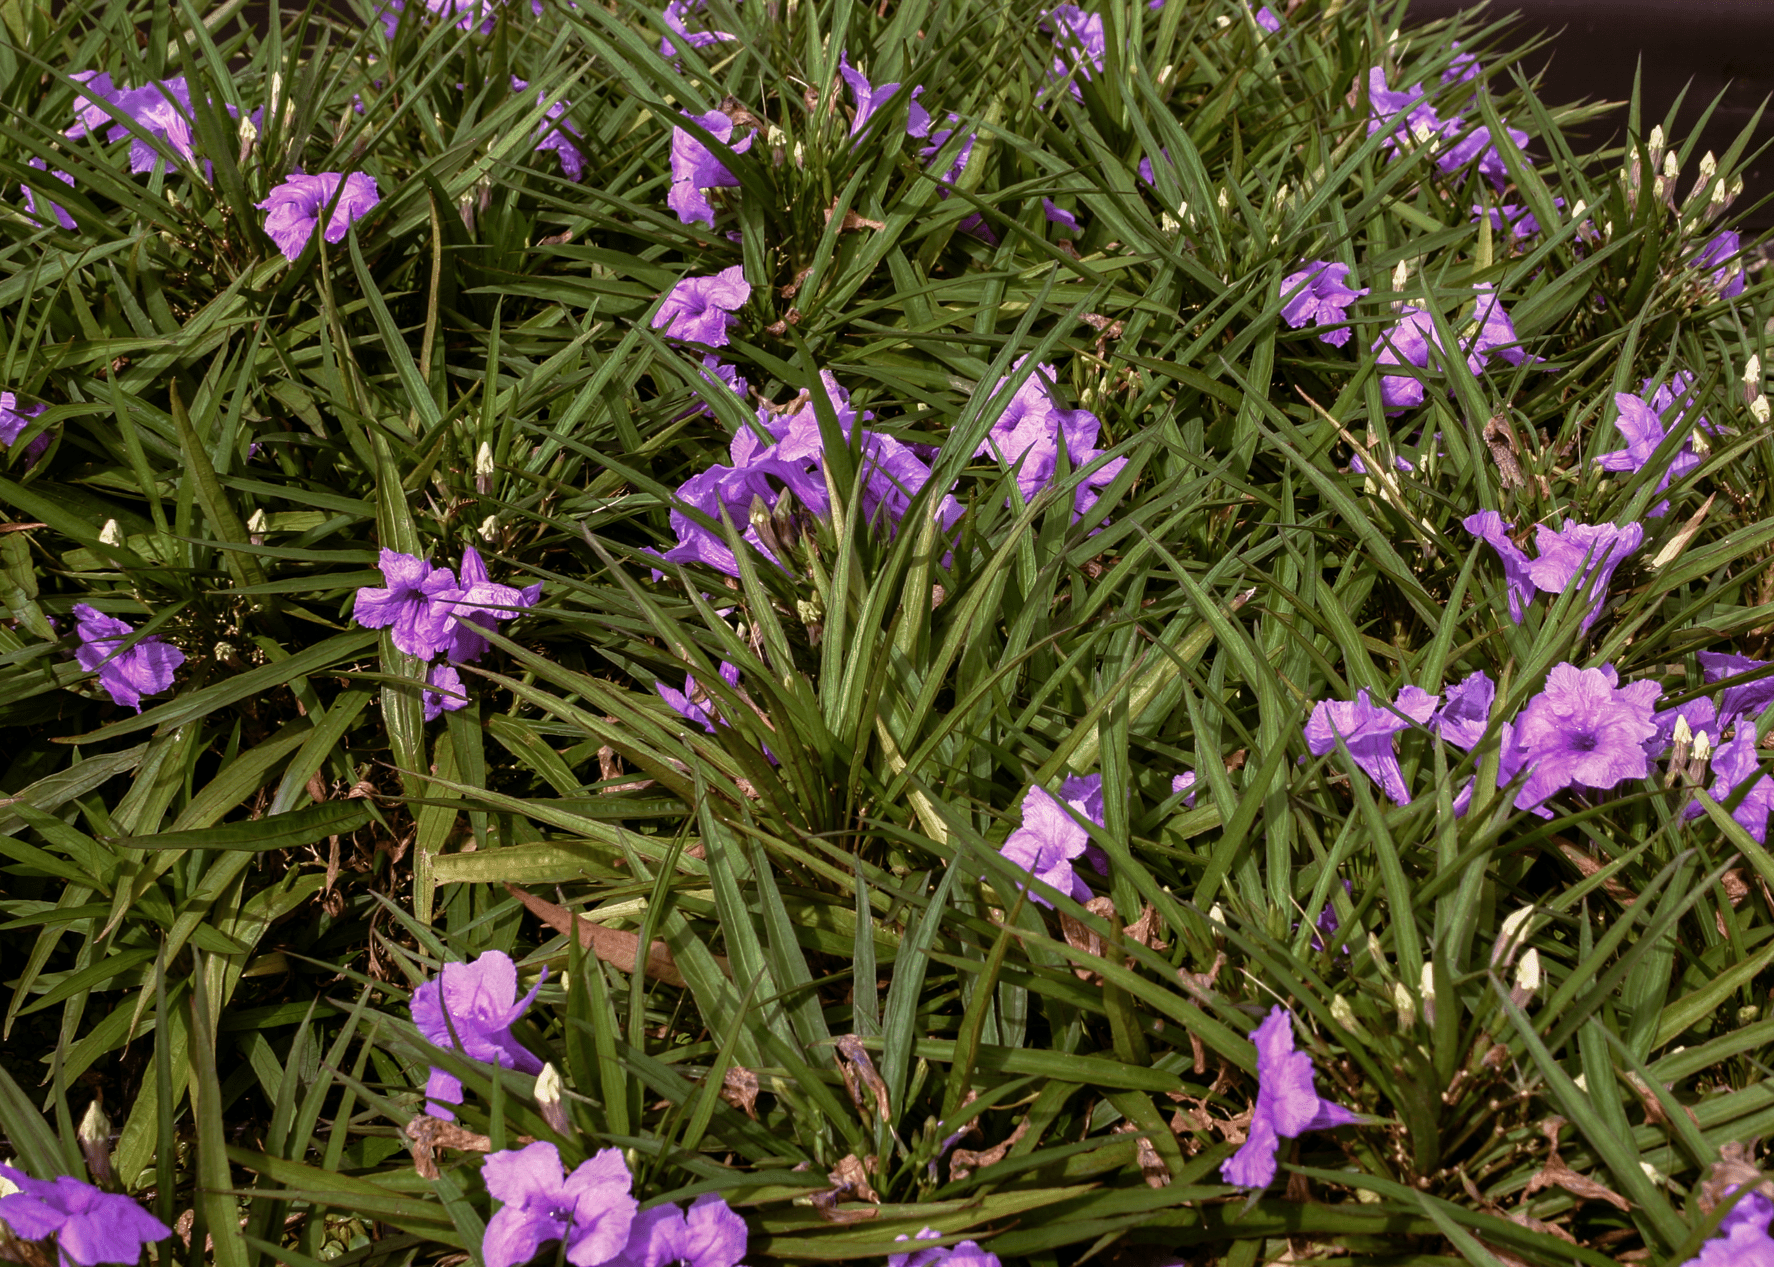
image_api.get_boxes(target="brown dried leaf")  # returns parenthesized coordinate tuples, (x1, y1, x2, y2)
(949, 1118, 1028, 1182)
(1482, 412, 1526, 489)
(506, 884, 720, 986)
(1699, 1144, 1774, 1216)
(808, 1191, 877, 1224)
(1112, 1122, 1171, 1188)
(834, 1035, 892, 1121)
(824, 200, 885, 232)
(720, 1066, 760, 1120)
(404, 1116, 495, 1180)
(827, 1153, 880, 1203)
(1523, 1119, 1631, 1213)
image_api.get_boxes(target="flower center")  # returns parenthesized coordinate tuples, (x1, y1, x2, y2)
(1570, 732, 1599, 753)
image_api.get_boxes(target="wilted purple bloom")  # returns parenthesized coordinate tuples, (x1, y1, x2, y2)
(446, 546, 541, 662)
(1221, 1006, 1358, 1188)
(662, 461, 820, 576)
(1696, 230, 1746, 299)
(1510, 663, 1659, 812)
(660, 0, 736, 58)
(1171, 771, 1198, 808)
(1525, 520, 1642, 634)
(839, 52, 930, 139)
(1252, 4, 1280, 32)
(1432, 670, 1495, 750)
(732, 371, 863, 468)
(1647, 371, 1712, 434)
(889, 1229, 1001, 1267)
(653, 266, 750, 347)
(975, 357, 1126, 520)
(920, 115, 977, 189)
(258, 172, 381, 261)
(72, 604, 185, 712)
(411, 949, 544, 1121)
(684, 355, 750, 419)
(1304, 685, 1439, 805)
(1436, 121, 1531, 191)
(658, 661, 740, 734)
(423, 662, 468, 721)
(1684, 733, 1774, 841)
(1043, 5, 1105, 96)
(1001, 785, 1093, 907)
(353, 549, 461, 659)
(520, 83, 585, 181)
(1372, 307, 1442, 409)
(606, 1194, 747, 1267)
(1043, 198, 1082, 234)
(21, 159, 75, 230)
(668, 110, 752, 228)
(483, 1143, 636, 1267)
(1279, 261, 1368, 347)
(1700, 652, 1774, 728)
(0, 1164, 172, 1266)
(1596, 389, 1703, 516)
(0, 392, 51, 467)
(1462, 511, 1536, 624)
(1309, 878, 1353, 953)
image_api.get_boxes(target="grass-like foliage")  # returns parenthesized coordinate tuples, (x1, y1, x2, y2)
(2, 0, 1774, 1263)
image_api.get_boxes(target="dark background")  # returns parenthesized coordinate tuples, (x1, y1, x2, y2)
(1404, 0, 1774, 227)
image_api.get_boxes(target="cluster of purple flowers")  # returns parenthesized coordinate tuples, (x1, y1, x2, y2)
(353, 545, 542, 720)
(659, 370, 959, 577)
(975, 358, 1125, 521)
(1372, 286, 1533, 409)
(0, 1163, 172, 1266)
(1308, 651, 1774, 833)
(482, 1143, 745, 1267)
(66, 72, 242, 176)
(1464, 511, 1641, 633)
(997, 769, 1196, 905)
(1365, 64, 1529, 190)
(1594, 373, 1712, 515)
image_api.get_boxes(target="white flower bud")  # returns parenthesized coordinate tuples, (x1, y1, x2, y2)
(1160, 211, 1181, 234)
(1367, 932, 1387, 967)
(1753, 397, 1770, 425)
(248, 507, 269, 545)
(765, 125, 787, 149)
(1674, 714, 1693, 747)
(1515, 947, 1541, 992)
(98, 519, 122, 547)
(535, 1063, 572, 1136)
(0, 1162, 16, 1198)
(1392, 980, 1416, 1030)
(1330, 993, 1367, 1038)
(1570, 198, 1587, 221)
(1492, 905, 1536, 965)
(1747, 355, 1763, 388)
(1207, 903, 1226, 928)
(1215, 14, 1231, 26)
(1642, 1161, 1667, 1185)
(1391, 259, 1409, 292)
(1158, 64, 1174, 85)
(477, 513, 500, 542)
(78, 1101, 113, 1185)
(1700, 151, 1717, 184)
(1419, 961, 1437, 1027)
(1693, 730, 1713, 762)
(1663, 151, 1681, 180)
(1648, 124, 1664, 155)
(1216, 187, 1230, 213)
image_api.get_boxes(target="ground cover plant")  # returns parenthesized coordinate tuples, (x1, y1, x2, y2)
(4, 0, 1774, 1262)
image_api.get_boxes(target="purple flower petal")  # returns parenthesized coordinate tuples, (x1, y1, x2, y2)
(72, 603, 185, 712)
(1511, 663, 1659, 812)
(653, 265, 751, 347)
(258, 171, 381, 261)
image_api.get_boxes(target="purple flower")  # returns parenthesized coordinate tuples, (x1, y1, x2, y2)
(1042, 198, 1082, 234)
(1252, 4, 1280, 32)
(1221, 1006, 1358, 1188)
(258, 171, 381, 261)
(1462, 511, 1536, 624)
(72, 604, 185, 712)
(653, 266, 750, 347)
(1279, 261, 1368, 347)
(424, 662, 469, 721)
(1683, 1189, 1774, 1267)
(889, 1229, 1001, 1267)
(482, 1143, 637, 1267)
(668, 110, 752, 229)
(1470, 200, 1561, 241)
(512, 80, 585, 181)
(353, 549, 461, 659)
(1310, 878, 1353, 953)
(1056, 772, 1110, 875)
(1365, 68, 1447, 158)
(1372, 307, 1441, 409)
(1436, 122, 1531, 191)
(1696, 231, 1746, 299)
(21, 159, 75, 230)
(75, 76, 201, 174)
(859, 430, 963, 536)
(1510, 663, 1659, 812)
(1467, 286, 1532, 371)
(1171, 771, 1198, 808)
(1431, 670, 1496, 750)
(1303, 685, 1439, 805)
(918, 117, 992, 242)
(446, 545, 543, 663)
(0, 392, 52, 467)
(661, 457, 827, 576)
(657, 661, 739, 734)
(1596, 389, 1703, 516)
(1651, 695, 1720, 756)
(412, 949, 545, 1121)
(0, 1164, 172, 1266)
(1348, 451, 1413, 475)
(1524, 520, 1642, 635)
(974, 357, 1126, 520)
(839, 52, 930, 139)
(606, 1195, 747, 1267)
(1001, 785, 1094, 907)
(1699, 652, 1774, 727)
(1685, 732, 1774, 841)
(1647, 371, 1712, 433)
(66, 70, 121, 141)
(1443, 45, 1480, 83)
(683, 355, 750, 419)
(1043, 5, 1105, 94)
(660, 0, 736, 58)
